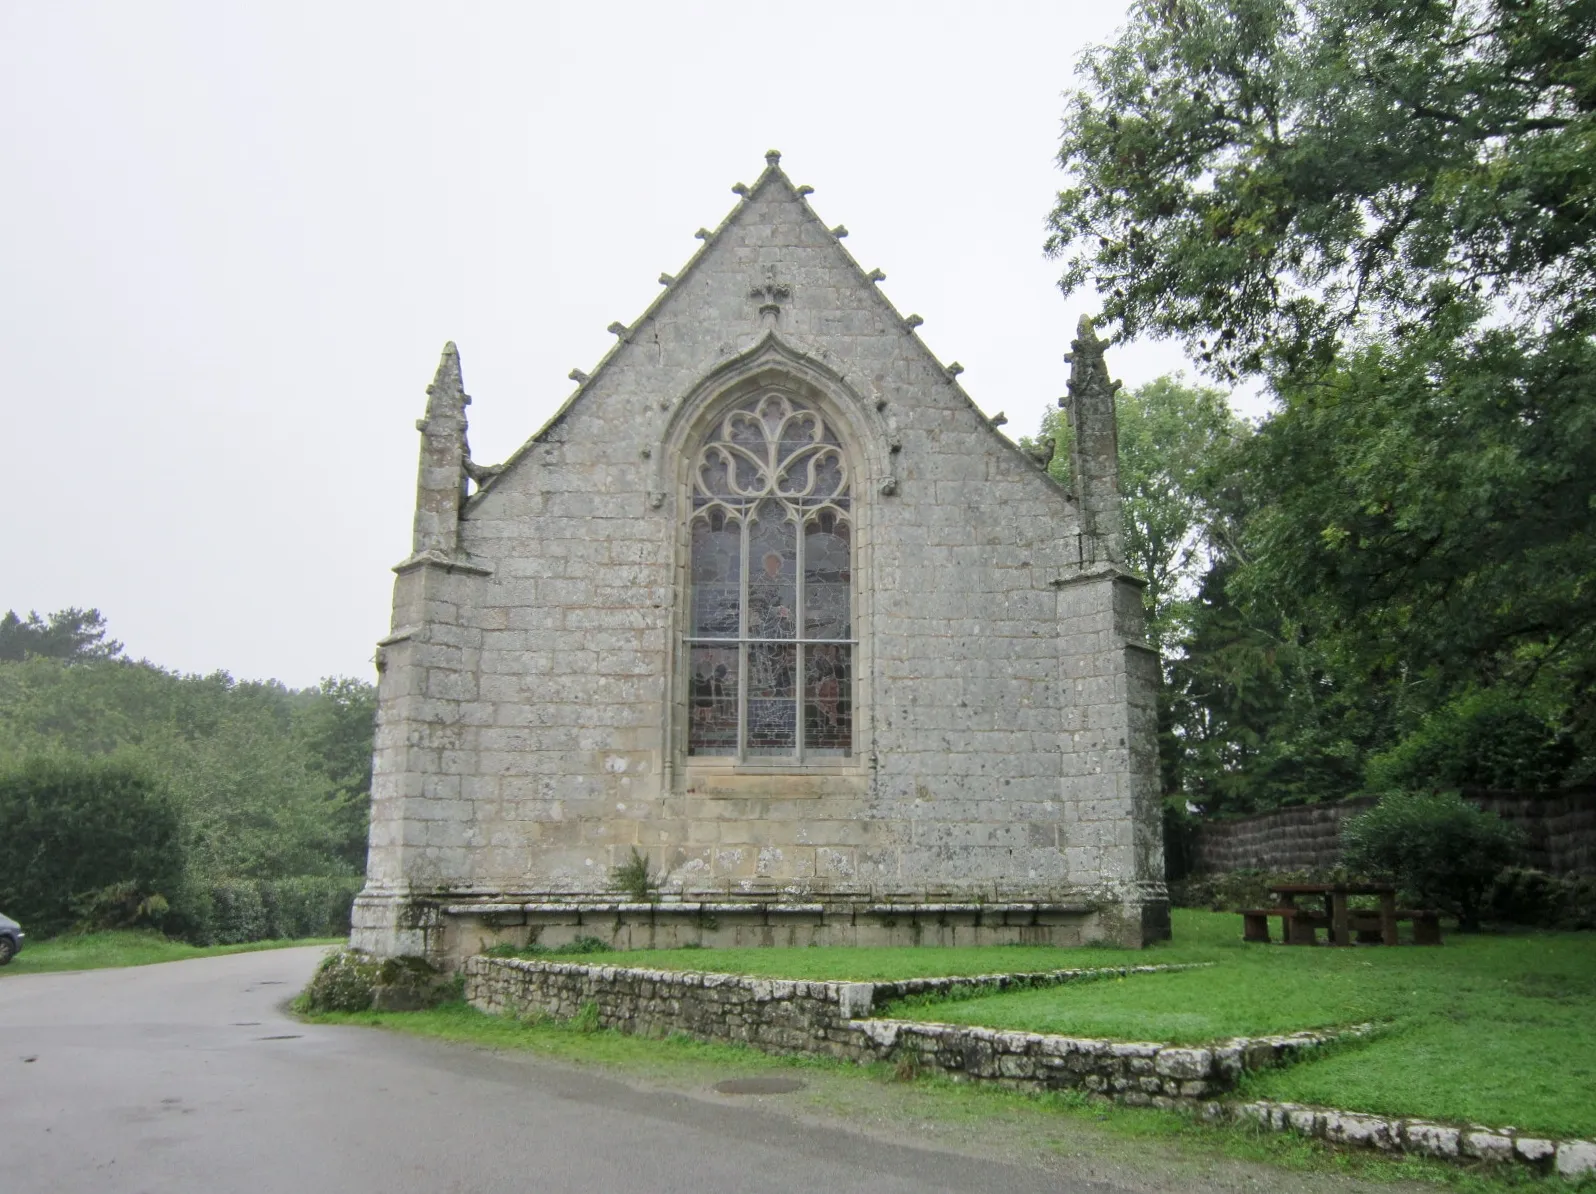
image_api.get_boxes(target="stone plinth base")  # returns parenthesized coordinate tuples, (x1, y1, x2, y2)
(352, 889, 1169, 966)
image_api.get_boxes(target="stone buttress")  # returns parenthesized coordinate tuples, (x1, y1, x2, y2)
(352, 153, 1167, 962)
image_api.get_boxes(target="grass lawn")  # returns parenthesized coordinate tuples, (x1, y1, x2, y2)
(530, 910, 1596, 1139)
(898, 912, 1596, 1141)
(1, 929, 340, 975)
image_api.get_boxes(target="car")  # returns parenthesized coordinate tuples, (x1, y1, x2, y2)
(0, 913, 23, 965)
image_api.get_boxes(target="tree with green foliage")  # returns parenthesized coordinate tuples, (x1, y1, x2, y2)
(1049, 0, 1596, 806)
(0, 608, 122, 662)
(0, 756, 187, 938)
(0, 656, 374, 881)
(0, 606, 377, 940)
(1049, 0, 1596, 378)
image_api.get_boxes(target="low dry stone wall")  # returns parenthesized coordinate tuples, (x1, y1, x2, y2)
(464, 956, 1336, 1103)
(853, 1019, 1350, 1103)
(465, 957, 1590, 1174)
(1233, 1101, 1596, 1177)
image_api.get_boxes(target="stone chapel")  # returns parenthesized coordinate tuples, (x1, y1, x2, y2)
(351, 152, 1168, 964)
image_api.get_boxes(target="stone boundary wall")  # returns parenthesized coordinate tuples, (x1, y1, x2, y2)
(1193, 790, 1596, 875)
(1232, 1101, 1596, 1178)
(464, 957, 1593, 1175)
(465, 956, 1334, 1103)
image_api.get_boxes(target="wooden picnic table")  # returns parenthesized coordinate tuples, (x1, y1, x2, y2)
(1268, 882, 1398, 947)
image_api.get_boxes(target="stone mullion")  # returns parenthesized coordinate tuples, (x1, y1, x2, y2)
(736, 512, 750, 763)
(794, 503, 807, 764)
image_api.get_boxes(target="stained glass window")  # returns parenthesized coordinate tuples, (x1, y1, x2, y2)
(686, 391, 853, 759)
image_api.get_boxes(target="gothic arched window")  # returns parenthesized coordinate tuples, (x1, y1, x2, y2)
(687, 391, 853, 760)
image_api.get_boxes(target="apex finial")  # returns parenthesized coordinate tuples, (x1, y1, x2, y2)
(765, 149, 782, 165)
(428, 341, 464, 397)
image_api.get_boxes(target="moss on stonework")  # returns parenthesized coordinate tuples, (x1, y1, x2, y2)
(296, 949, 454, 1013)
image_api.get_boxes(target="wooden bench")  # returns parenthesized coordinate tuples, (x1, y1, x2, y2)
(1348, 908, 1443, 945)
(1242, 907, 1331, 945)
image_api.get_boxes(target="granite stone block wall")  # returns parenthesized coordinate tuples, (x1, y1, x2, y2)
(355, 154, 1167, 958)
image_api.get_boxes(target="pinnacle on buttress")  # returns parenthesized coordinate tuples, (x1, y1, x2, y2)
(411, 341, 471, 557)
(423, 341, 468, 423)
(1061, 315, 1126, 567)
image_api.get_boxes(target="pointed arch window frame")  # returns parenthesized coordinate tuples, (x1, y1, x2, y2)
(683, 388, 857, 765)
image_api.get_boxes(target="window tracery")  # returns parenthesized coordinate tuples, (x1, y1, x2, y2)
(686, 391, 853, 760)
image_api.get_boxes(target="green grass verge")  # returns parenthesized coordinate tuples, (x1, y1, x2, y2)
(527, 909, 1596, 1140)
(301, 1000, 1578, 1194)
(1, 930, 340, 975)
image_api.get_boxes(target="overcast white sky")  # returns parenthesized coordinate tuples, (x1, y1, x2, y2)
(1, 1, 1248, 687)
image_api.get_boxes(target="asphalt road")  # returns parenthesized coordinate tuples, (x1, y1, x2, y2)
(0, 946, 1136, 1194)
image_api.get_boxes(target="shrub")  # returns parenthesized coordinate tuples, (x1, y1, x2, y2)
(609, 847, 659, 901)
(1487, 867, 1596, 931)
(296, 949, 449, 1013)
(179, 875, 361, 945)
(207, 879, 270, 944)
(69, 881, 171, 932)
(0, 756, 186, 938)
(298, 949, 381, 1012)
(1341, 791, 1523, 931)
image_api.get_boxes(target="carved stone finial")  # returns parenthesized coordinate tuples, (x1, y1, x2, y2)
(765, 149, 782, 165)
(731, 182, 749, 196)
(569, 368, 589, 384)
(905, 314, 923, 329)
(831, 224, 848, 238)
(797, 184, 814, 196)
(946, 362, 964, 377)
(1064, 314, 1121, 400)
(607, 321, 627, 336)
(694, 228, 711, 239)
(659, 272, 674, 286)
(749, 278, 791, 323)
(989, 411, 1008, 427)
